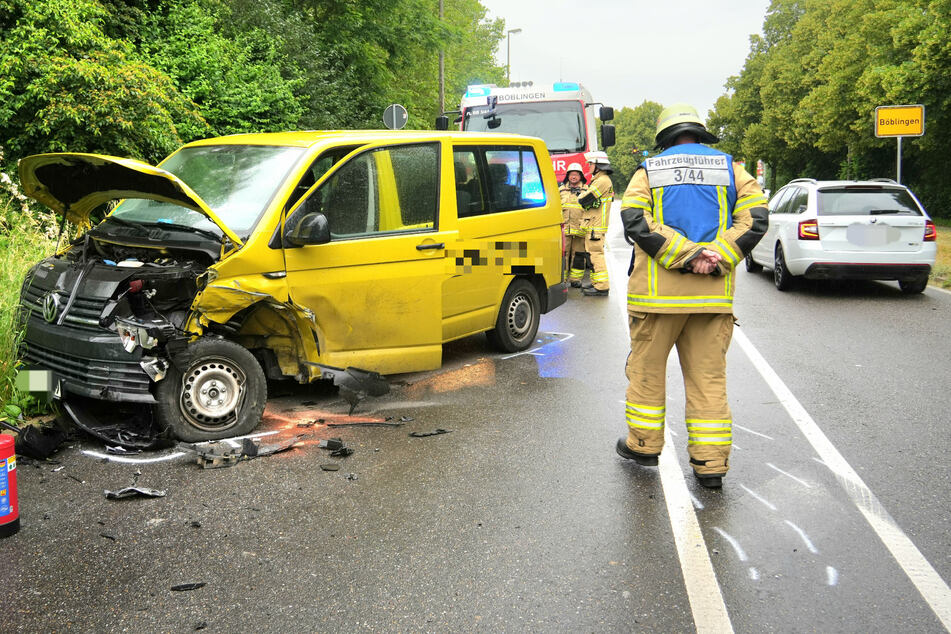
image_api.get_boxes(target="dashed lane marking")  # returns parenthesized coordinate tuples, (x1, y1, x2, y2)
(734, 327, 951, 631)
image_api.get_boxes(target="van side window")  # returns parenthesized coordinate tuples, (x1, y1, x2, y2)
(290, 142, 438, 240)
(452, 145, 546, 217)
(284, 145, 361, 211)
(452, 150, 486, 217)
(484, 149, 546, 212)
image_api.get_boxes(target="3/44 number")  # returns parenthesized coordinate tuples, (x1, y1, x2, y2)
(673, 169, 705, 183)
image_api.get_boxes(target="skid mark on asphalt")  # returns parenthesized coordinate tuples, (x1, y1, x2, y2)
(766, 462, 813, 489)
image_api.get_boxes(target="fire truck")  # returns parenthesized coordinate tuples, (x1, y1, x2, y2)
(438, 82, 615, 183)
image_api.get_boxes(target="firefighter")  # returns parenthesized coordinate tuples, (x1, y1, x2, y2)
(615, 104, 768, 488)
(577, 151, 614, 296)
(559, 162, 590, 287)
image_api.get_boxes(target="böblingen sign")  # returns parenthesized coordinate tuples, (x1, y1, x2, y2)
(875, 104, 925, 137)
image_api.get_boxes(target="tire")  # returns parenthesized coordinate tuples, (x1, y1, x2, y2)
(773, 243, 795, 291)
(745, 252, 764, 273)
(486, 279, 541, 353)
(155, 338, 267, 442)
(899, 275, 929, 294)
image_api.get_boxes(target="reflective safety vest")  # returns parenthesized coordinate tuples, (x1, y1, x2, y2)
(621, 143, 767, 314)
(582, 171, 613, 234)
(559, 184, 586, 237)
(643, 144, 736, 246)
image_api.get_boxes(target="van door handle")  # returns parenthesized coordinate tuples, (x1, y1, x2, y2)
(416, 243, 445, 251)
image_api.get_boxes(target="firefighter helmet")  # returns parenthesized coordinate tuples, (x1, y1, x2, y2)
(654, 103, 719, 150)
(584, 151, 611, 167)
(564, 162, 587, 184)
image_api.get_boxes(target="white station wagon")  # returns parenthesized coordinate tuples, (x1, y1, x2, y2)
(746, 178, 937, 293)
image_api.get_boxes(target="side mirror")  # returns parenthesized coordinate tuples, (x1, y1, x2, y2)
(600, 106, 614, 122)
(601, 124, 616, 148)
(284, 199, 330, 247)
(435, 115, 449, 131)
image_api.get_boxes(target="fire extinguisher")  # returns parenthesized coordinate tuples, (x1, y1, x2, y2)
(0, 434, 19, 538)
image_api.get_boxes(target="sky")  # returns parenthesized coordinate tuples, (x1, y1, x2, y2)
(475, 0, 772, 118)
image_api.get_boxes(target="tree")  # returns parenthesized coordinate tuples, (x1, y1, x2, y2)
(605, 101, 663, 192)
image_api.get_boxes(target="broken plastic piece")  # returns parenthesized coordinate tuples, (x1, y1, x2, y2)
(329, 447, 353, 458)
(104, 486, 167, 500)
(408, 429, 452, 437)
(318, 438, 344, 450)
(106, 445, 142, 455)
(319, 463, 340, 471)
(171, 583, 206, 592)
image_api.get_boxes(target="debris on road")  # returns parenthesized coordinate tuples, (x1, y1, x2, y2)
(181, 434, 306, 469)
(325, 420, 404, 428)
(171, 583, 206, 592)
(319, 464, 340, 471)
(99, 532, 117, 541)
(313, 364, 390, 415)
(1, 419, 66, 459)
(104, 486, 167, 500)
(106, 445, 142, 455)
(345, 473, 358, 481)
(408, 429, 452, 438)
(330, 447, 354, 458)
(318, 438, 343, 450)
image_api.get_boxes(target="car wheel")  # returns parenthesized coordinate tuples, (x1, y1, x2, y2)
(899, 275, 929, 294)
(773, 244, 795, 291)
(486, 279, 541, 353)
(155, 338, 267, 442)
(745, 252, 764, 273)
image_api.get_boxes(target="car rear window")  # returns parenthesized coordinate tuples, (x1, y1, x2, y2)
(816, 187, 922, 217)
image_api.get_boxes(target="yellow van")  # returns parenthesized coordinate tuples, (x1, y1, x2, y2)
(17, 131, 566, 444)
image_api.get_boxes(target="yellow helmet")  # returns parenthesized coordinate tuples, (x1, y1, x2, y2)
(654, 103, 718, 149)
(564, 162, 587, 183)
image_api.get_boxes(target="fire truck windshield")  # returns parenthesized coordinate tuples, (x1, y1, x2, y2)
(464, 101, 586, 153)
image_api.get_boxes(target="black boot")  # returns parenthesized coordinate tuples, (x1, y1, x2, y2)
(615, 438, 659, 466)
(582, 287, 609, 296)
(693, 472, 723, 488)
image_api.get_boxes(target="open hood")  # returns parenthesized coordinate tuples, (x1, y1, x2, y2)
(18, 153, 243, 245)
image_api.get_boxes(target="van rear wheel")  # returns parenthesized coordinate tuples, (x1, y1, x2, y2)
(155, 339, 267, 442)
(486, 279, 541, 353)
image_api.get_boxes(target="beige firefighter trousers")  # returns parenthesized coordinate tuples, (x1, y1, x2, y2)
(584, 229, 609, 290)
(623, 312, 734, 475)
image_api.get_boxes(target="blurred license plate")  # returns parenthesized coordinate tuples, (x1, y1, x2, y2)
(846, 223, 896, 247)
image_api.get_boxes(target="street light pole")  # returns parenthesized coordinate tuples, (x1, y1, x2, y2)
(506, 28, 522, 84)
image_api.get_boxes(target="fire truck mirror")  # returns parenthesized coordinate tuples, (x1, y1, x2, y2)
(601, 124, 616, 148)
(600, 106, 614, 122)
(435, 116, 449, 131)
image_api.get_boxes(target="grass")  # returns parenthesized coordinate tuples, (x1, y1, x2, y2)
(0, 190, 60, 419)
(932, 224, 951, 289)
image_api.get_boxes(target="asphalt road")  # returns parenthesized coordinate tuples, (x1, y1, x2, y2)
(3, 205, 950, 632)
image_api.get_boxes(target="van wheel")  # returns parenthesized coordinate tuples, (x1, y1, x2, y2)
(486, 279, 541, 353)
(899, 275, 929, 294)
(155, 339, 267, 442)
(745, 253, 763, 273)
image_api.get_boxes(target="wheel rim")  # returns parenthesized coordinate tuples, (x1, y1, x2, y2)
(505, 292, 535, 343)
(179, 356, 247, 432)
(774, 248, 785, 285)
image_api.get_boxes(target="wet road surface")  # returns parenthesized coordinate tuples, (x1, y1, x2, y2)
(4, 205, 950, 632)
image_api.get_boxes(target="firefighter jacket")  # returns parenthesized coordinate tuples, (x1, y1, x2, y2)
(578, 171, 613, 236)
(559, 183, 586, 237)
(619, 143, 767, 314)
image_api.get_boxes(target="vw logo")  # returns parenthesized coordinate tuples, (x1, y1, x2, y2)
(42, 292, 60, 323)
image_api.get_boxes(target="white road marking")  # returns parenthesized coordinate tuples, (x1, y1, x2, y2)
(82, 450, 186, 464)
(713, 527, 749, 562)
(734, 424, 774, 440)
(607, 240, 734, 634)
(826, 566, 839, 586)
(734, 327, 951, 630)
(784, 519, 819, 554)
(690, 493, 705, 510)
(739, 484, 778, 511)
(748, 567, 760, 581)
(766, 462, 813, 488)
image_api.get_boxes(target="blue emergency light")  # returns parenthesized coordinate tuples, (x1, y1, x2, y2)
(553, 82, 580, 92)
(466, 85, 492, 98)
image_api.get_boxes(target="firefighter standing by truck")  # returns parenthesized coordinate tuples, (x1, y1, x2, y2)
(559, 163, 590, 287)
(577, 151, 614, 296)
(614, 104, 768, 488)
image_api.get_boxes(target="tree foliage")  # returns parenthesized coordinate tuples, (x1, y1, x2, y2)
(0, 0, 506, 166)
(710, 0, 951, 215)
(604, 101, 663, 193)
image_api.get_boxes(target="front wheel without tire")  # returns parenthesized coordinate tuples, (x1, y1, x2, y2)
(155, 339, 267, 442)
(486, 279, 541, 353)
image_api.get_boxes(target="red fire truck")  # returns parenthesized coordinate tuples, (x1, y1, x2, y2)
(445, 82, 615, 183)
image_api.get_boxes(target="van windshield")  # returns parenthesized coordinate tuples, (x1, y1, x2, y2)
(113, 145, 306, 238)
(463, 101, 586, 153)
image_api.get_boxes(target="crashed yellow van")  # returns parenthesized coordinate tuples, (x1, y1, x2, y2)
(16, 131, 567, 445)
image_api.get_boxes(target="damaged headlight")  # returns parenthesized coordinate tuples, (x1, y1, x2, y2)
(115, 316, 176, 353)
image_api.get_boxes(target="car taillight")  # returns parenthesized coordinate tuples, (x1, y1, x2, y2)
(924, 220, 937, 242)
(798, 219, 819, 240)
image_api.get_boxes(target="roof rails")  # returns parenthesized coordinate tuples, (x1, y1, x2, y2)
(788, 178, 817, 184)
(868, 177, 898, 183)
